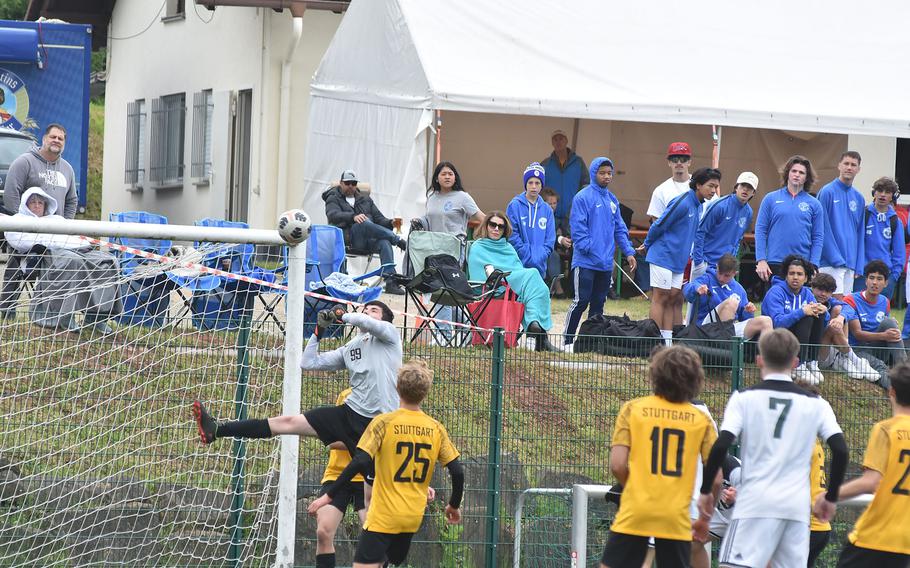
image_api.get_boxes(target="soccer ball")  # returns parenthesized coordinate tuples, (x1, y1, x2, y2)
(277, 209, 312, 245)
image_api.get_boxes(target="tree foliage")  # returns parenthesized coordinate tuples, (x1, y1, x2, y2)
(0, 0, 27, 21)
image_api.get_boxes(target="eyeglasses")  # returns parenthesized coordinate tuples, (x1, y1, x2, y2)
(487, 221, 505, 230)
(668, 156, 690, 164)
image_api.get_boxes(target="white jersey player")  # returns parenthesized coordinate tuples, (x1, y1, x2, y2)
(698, 328, 849, 568)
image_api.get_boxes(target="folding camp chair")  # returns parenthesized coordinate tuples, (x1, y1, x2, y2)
(174, 218, 277, 331)
(109, 211, 179, 327)
(393, 231, 501, 346)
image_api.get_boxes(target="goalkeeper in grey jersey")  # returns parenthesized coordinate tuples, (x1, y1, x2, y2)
(192, 300, 402, 458)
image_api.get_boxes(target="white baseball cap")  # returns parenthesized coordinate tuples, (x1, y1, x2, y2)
(735, 171, 759, 190)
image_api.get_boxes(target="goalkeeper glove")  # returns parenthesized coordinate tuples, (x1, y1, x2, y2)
(315, 305, 347, 338)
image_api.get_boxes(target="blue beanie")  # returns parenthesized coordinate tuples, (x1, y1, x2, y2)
(523, 162, 546, 189)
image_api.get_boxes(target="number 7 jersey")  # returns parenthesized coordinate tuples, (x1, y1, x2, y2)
(357, 407, 460, 534)
(610, 395, 717, 540)
(719, 376, 842, 522)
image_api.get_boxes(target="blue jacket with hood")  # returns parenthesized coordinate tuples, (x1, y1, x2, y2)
(692, 193, 753, 267)
(541, 149, 588, 223)
(754, 188, 824, 266)
(569, 157, 635, 272)
(644, 188, 704, 273)
(818, 178, 865, 272)
(761, 275, 818, 329)
(862, 203, 906, 284)
(507, 191, 556, 278)
(682, 268, 753, 324)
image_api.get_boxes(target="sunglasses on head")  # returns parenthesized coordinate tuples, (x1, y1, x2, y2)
(668, 156, 690, 164)
(487, 221, 505, 230)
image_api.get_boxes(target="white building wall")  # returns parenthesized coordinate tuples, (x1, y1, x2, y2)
(847, 134, 897, 193)
(102, 2, 341, 228)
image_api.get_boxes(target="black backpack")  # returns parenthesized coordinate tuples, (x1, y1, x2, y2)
(412, 254, 475, 300)
(574, 313, 661, 357)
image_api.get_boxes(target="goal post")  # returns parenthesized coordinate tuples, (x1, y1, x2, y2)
(0, 215, 304, 567)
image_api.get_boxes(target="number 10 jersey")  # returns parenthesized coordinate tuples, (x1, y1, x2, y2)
(610, 395, 717, 540)
(719, 375, 841, 523)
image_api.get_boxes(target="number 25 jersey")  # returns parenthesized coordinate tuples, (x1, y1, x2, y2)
(358, 408, 460, 534)
(610, 395, 717, 540)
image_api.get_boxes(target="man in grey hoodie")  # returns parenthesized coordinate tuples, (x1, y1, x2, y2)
(3, 123, 76, 218)
(1, 124, 77, 319)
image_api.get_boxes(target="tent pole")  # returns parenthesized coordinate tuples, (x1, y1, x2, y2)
(571, 118, 580, 151)
(712, 125, 722, 168)
(435, 110, 443, 164)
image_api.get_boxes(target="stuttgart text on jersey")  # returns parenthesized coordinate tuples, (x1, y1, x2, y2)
(640, 406, 698, 422)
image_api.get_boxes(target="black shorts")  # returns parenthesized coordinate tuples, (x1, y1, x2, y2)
(837, 542, 910, 568)
(601, 531, 690, 568)
(304, 404, 373, 456)
(808, 529, 831, 567)
(319, 481, 365, 513)
(353, 529, 415, 565)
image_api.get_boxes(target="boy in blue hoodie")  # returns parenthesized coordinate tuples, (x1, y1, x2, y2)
(859, 177, 905, 299)
(692, 172, 757, 272)
(682, 254, 771, 341)
(818, 151, 865, 298)
(760, 255, 828, 384)
(640, 167, 720, 344)
(563, 157, 636, 350)
(507, 162, 556, 279)
(754, 156, 824, 282)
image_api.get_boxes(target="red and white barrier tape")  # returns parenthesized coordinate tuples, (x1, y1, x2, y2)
(80, 235, 492, 333)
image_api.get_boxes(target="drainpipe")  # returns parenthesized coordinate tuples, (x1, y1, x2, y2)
(275, 6, 304, 220)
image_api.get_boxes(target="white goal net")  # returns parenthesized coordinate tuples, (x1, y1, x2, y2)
(0, 216, 305, 567)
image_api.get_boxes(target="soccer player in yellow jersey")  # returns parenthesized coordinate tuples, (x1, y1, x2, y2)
(818, 360, 910, 567)
(308, 360, 464, 568)
(601, 346, 718, 568)
(808, 439, 831, 566)
(315, 388, 367, 568)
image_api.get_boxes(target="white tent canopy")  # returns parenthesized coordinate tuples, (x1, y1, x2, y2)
(302, 0, 910, 224)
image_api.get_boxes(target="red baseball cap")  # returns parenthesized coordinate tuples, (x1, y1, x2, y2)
(667, 142, 692, 157)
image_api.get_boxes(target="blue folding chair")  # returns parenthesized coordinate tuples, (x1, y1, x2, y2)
(109, 211, 178, 327)
(179, 218, 278, 331)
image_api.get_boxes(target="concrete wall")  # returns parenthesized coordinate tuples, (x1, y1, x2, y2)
(101, 2, 341, 228)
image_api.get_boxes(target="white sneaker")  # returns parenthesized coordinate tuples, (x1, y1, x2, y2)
(562, 343, 574, 354)
(807, 361, 825, 385)
(837, 352, 865, 380)
(794, 363, 814, 384)
(849, 352, 880, 382)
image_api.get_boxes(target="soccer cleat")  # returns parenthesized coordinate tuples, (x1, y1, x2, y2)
(192, 400, 218, 444)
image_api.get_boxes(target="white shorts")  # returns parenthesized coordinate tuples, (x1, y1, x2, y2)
(818, 266, 854, 295)
(650, 264, 684, 290)
(719, 518, 809, 568)
(702, 310, 749, 337)
(708, 511, 731, 540)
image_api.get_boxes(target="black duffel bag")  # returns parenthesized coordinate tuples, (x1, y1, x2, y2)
(574, 313, 662, 357)
(673, 295, 737, 365)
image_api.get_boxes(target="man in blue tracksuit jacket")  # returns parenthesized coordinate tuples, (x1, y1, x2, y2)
(540, 129, 589, 228)
(754, 155, 825, 283)
(507, 162, 556, 279)
(692, 172, 757, 271)
(818, 151, 865, 298)
(563, 156, 636, 348)
(641, 167, 720, 342)
(860, 177, 905, 300)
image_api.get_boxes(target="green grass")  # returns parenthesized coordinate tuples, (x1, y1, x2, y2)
(76, 100, 104, 221)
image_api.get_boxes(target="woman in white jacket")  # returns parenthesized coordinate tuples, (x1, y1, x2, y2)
(2, 187, 121, 333)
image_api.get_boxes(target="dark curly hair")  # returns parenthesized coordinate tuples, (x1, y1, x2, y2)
(780, 155, 816, 192)
(779, 255, 815, 282)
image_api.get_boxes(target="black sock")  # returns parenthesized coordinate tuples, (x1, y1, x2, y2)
(215, 419, 272, 439)
(315, 553, 335, 568)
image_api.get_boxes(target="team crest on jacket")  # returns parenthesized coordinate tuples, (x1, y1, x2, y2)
(538, 217, 547, 230)
(798, 202, 811, 213)
(875, 311, 885, 323)
(884, 227, 892, 239)
(849, 200, 858, 212)
(738, 216, 747, 228)
(610, 202, 617, 214)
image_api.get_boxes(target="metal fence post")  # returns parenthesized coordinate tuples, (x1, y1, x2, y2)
(486, 327, 505, 568)
(228, 315, 252, 567)
(731, 336, 744, 392)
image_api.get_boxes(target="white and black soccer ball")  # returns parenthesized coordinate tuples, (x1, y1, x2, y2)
(277, 209, 312, 245)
